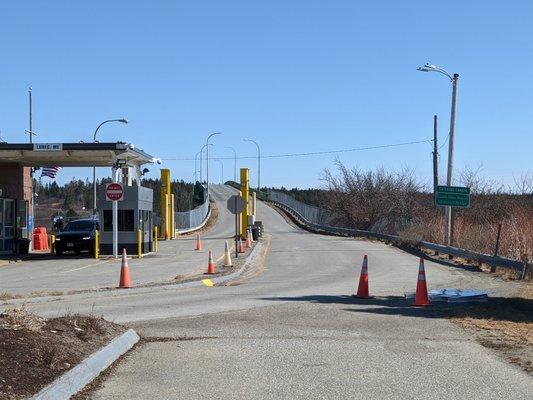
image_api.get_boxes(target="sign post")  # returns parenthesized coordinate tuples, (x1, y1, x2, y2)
(227, 195, 245, 258)
(435, 185, 470, 208)
(106, 180, 124, 258)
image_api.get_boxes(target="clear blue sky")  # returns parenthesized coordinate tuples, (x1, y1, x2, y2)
(1, 0, 531, 189)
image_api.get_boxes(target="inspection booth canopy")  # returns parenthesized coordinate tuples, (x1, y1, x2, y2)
(0, 142, 157, 255)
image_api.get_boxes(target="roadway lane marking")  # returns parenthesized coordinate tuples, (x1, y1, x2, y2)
(60, 260, 109, 273)
(202, 279, 214, 287)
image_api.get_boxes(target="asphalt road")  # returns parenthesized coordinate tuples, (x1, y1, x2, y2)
(0, 185, 237, 295)
(2, 184, 530, 398)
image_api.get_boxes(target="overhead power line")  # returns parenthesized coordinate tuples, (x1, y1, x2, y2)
(162, 139, 433, 161)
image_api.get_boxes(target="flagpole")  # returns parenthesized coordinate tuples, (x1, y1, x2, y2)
(29, 87, 34, 252)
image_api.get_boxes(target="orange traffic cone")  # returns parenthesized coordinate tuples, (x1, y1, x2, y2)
(119, 248, 132, 288)
(238, 237, 245, 253)
(412, 258, 430, 307)
(352, 255, 373, 299)
(246, 229, 252, 248)
(195, 233, 203, 251)
(207, 250, 216, 274)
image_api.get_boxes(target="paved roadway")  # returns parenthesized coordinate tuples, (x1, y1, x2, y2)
(0, 185, 237, 296)
(2, 185, 531, 399)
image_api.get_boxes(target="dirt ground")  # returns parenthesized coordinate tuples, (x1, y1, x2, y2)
(449, 283, 533, 374)
(0, 308, 125, 399)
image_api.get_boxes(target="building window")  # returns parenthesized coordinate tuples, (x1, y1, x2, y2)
(103, 209, 135, 232)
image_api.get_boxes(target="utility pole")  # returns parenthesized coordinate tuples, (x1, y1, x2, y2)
(445, 73, 459, 246)
(432, 115, 438, 197)
(417, 64, 459, 247)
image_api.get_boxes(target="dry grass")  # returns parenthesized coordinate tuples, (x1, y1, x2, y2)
(449, 283, 533, 374)
(0, 307, 45, 331)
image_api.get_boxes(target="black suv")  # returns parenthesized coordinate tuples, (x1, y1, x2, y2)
(55, 218, 99, 256)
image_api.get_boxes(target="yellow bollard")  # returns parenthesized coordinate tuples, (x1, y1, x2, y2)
(94, 230, 100, 259)
(137, 228, 143, 258)
(153, 226, 158, 253)
(50, 235, 55, 254)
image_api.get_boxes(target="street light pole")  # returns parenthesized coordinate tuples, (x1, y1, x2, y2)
(244, 139, 260, 190)
(418, 63, 459, 246)
(225, 146, 237, 181)
(199, 143, 212, 183)
(194, 150, 201, 183)
(92, 118, 128, 216)
(205, 132, 221, 200)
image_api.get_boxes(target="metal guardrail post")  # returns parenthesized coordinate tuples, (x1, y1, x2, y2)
(153, 226, 158, 253)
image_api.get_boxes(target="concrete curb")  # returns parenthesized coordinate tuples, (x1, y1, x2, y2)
(31, 329, 139, 400)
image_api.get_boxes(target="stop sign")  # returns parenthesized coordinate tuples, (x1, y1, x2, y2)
(106, 183, 124, 201)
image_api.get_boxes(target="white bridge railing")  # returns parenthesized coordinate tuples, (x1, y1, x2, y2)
(174, 194, 210, 233)
(267, 189, 530, 277)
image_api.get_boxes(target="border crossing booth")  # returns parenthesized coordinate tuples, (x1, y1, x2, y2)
(0, 142, 157, 256)
(97, 183, 154, 255)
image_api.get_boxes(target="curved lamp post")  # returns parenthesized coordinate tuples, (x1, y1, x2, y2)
(92, 118, 128, 215)
(198, 143, 213, 183)
(205, 132, 221, 199)
(418, 63, 459, 246)
(244, 138, 261, 190)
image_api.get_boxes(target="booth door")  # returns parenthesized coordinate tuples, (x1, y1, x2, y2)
(139, 210, 152, 252)
(0, 199, 15, 254)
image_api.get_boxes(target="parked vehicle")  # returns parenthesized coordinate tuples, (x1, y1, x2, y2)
(55, 218, 99, 256)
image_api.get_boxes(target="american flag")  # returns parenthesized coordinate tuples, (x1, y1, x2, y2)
(41, 166, 62, 179)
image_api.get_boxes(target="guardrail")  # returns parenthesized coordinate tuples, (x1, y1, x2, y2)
(267, 190, 530, 276)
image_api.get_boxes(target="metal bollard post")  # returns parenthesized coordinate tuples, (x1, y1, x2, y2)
(137, 229, 142, 258)
(50, 235, 55, 254)
(94, 230, 99, 259)
(153, 226, 158, 253)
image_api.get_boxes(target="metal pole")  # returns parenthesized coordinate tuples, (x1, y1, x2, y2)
(194, 151, 201, 183)
(206, 141, 209, 197)
(205, 132, 221, 200)
(445, 74, 459, 246)
(199, 147, 203, 182)
(112, 166, 118, 258)
(235, 196, 239, 258)
(92, 119, 128, 215)
(432, 115, 438, 197)
(29, 87, 33, 144)
(29, 88, 34, 251)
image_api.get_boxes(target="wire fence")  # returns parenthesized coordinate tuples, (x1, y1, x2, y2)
(267, 190, 331, 225)
(174, 194, 209, 230)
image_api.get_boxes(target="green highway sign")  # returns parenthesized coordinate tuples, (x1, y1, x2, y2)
(435, 185, 470, 207)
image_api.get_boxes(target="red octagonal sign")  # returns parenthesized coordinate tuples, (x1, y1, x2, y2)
(106, 183, 124, 201)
